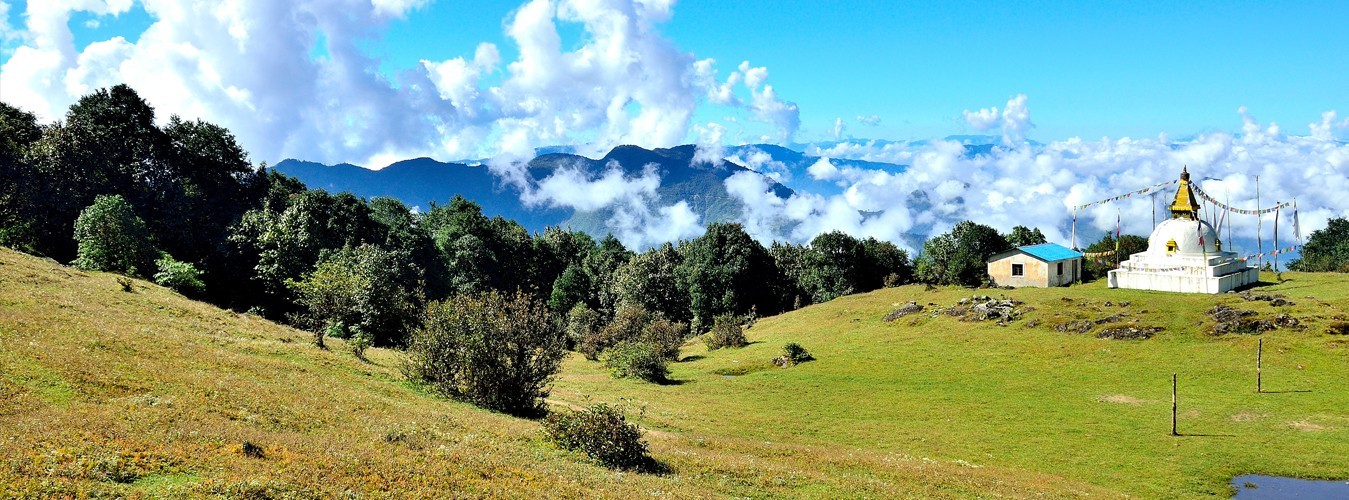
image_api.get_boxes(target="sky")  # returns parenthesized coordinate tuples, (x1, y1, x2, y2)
(2, 0, 1347, 251)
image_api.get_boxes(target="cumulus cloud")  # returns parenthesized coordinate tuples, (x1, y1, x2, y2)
(0, 0, 800, 167)
(832, 117, 845, 140)
(962, 93, 1033, 145)
(728, 107, 1349, 256)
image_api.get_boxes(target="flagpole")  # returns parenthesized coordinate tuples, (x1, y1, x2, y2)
(1071, 209, 1077, 250)
(1274, 206, 1280, 272)
(1256, 175, 1262, 270)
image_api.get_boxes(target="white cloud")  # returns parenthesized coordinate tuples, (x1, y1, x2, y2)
(726, 107, 1349, 257)
(0, 0, 800, 167)
(692, 121, 727, 165)
(856, 114, 881, 126)
(962, 106, 999, 131)
(832, 117, 845, 140)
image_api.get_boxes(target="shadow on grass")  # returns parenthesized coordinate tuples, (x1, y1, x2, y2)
(1175, 432, 1237, 438)
(1260, 389, 1314, 394)
(635, 457, 675, 475)
(678, 355, 705, 362)
(655, 378, 688, 386)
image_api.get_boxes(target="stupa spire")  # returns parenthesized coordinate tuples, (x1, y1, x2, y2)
(1169, 166, 1201, 220)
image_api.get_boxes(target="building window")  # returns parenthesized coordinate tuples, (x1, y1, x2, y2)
(1057, 262, 1064, 275)
(1011, 263, 1024, 277)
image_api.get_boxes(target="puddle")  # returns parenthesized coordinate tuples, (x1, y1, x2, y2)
(1231, 474, 1349, 498)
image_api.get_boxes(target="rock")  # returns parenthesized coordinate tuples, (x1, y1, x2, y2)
(883, 301, 925, 322)
(1103, 301, 1113, 307)
(1097, 326, 1162, 340)
(1055, 320, 1094, 334)
(1273, 314, 1301, 329)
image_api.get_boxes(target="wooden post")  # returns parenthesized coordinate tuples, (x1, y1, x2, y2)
(1257, 339, 1263, 393)
(1171, 373, 1179, 436)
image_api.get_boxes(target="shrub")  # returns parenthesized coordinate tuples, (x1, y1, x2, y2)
(565, 304, 602, 352)
(543, 403, 649, 469)
(773, 343, 814, 367)
(72, 194, 158, 277)
(705, 314, 747, 350)
(642, 317, 688, 360)
(153, 254, 204, 295)
(347, 328, 372, 361)
(403, 291, 566, 417)
(602, 341, 669, 382)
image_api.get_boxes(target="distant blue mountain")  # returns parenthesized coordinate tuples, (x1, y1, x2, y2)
(273, 144, 794, 237)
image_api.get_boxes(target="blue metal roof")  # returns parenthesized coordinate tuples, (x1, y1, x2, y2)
(1019, 243, 1083, 262)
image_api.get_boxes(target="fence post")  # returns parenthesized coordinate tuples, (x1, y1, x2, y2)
(1171, 373, 1179, 436)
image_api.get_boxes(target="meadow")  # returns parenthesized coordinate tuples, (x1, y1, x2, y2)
(2, 245, 1346, 497)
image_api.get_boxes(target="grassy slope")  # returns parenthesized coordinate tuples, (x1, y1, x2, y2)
(0, 246, 1102, 498)
(553, 271, 1349, 497)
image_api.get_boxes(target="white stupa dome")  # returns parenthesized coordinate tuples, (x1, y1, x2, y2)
(1145, 218, 1219, 255)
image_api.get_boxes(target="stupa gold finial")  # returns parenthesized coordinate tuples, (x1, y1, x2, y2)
(1169, 166, 1201, 220)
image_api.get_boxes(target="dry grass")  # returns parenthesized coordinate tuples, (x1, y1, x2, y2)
(0, 247, 1105, 497)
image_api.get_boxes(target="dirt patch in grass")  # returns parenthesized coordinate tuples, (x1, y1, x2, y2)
(1097, 394, 1150, 405)
(1230, 412, 1265, 422)
(1288, 420, 1328, 432)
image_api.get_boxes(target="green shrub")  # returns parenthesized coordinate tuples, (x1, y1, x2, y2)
(564, 304, 602, 352)
(347, 328, 372, 361)
(543, 403, 649, 469)
(705, 314, 747, 350)
(773, 343, 814, 367)
(578, 306, 688, 361)
(153, 254, 204, 295)
(602, 341, 669, 382)
(72, 194, 158, 278)
(403, 291, 566, 417)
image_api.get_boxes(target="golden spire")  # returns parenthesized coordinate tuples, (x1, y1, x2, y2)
(1169, 166, 1201, 220)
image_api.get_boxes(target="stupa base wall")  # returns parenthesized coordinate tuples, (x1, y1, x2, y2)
(1107, 267, 1258, 294)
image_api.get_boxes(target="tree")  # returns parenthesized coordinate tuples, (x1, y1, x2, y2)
(914, 221, 1009, 287)
(860, 237, 913, 289)
(549, 264, 592, 316)
(1005, 225, 1047, 247)
(288, 244, 422, 347)
(677, 223, 786, 332)
(612, 242, 690, 324)
(72, 194, 158, 277)
(1082, 232, 1148, 280)
(404, 291, 566, 417)
(0, 103, 45, 251)
(250, 190, 383, 315)
(799, 231, 865, 303)
(1288, 217, 1349, 272)
(582, 235, 634, 317)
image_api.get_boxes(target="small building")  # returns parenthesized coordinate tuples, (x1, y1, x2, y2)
(987, 243, 1084, 288)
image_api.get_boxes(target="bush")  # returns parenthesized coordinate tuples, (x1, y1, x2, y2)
(153, 254, 204, 295)
(642, 317, 688, 360)
(72, 194, 158, 277)
(543, 403, 649, 469)
(565, 304, 602, 352)
(403, 291, 566, 417)
(705, 314, 747, 350)
(773, 343, 814, 367)
(602, 341, 669, 382)
(347, 327, 372, 361)
(578, 306, 687, 361)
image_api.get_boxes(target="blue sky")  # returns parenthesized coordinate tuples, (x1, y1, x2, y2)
(2, 1, 1347, 249)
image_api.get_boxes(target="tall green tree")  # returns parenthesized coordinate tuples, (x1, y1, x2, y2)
(0, 103, 45, 251)
(612, 242, 690, 324)
(914, 221, 1009, 287)
(1005, 225, 1048, 247)
(676, 222, 785, 331)
(289, 244, 422, 346)
(1288, 217, 1349, 272)
(72, 194, 158, 277)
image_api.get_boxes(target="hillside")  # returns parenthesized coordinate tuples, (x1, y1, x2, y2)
(3, 246, 1347, 496)
(0, 247, 1101, 497)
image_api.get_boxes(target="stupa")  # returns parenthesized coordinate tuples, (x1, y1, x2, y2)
(1107, 167, 1258, 293)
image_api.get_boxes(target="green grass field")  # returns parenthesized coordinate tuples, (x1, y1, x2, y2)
(2, 245, 1346, 497)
